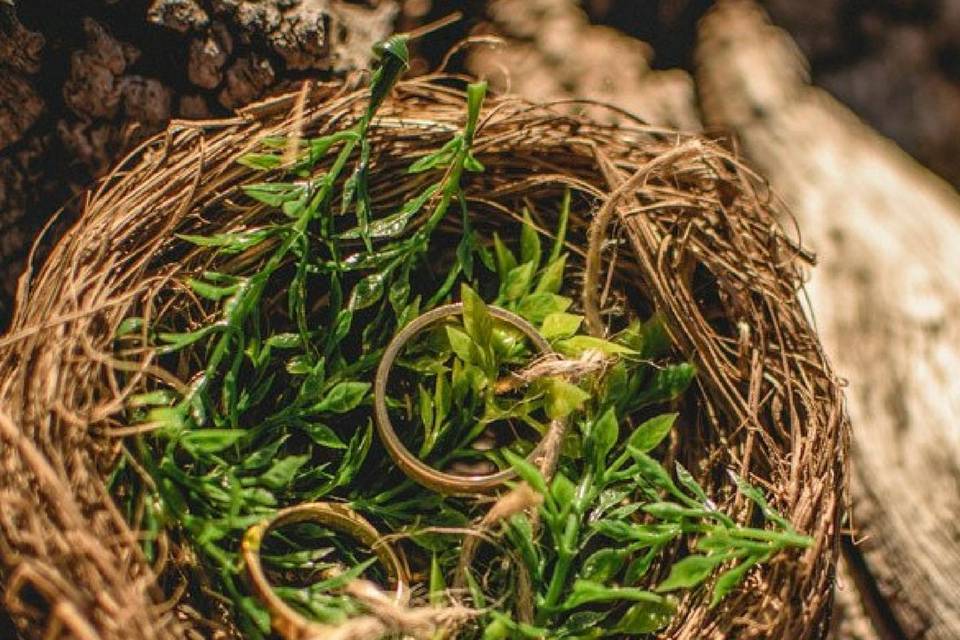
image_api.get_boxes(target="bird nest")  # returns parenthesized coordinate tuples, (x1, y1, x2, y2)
(0, 71, 847, 640)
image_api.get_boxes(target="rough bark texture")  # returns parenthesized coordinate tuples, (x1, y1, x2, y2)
(698, 3, 960, 638)
(468, 0, 701, 131)
(0, 0, 396, 329)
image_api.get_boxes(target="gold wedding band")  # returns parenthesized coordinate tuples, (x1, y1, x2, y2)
(373, 302, 562, 495)
(242, 502, 408, 639)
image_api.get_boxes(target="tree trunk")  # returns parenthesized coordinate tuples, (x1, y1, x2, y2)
(466, 0, 701, 132)
(697, 3, 960, 638)
(0, 0, 396, 328)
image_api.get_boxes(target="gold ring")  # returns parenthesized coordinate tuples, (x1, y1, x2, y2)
(373, 302, 563, 495)
(242, 502, 408, 638)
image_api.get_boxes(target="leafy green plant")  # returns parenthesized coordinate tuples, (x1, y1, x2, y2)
(115, 34, 811, 639)
(438, 291, 807, 639)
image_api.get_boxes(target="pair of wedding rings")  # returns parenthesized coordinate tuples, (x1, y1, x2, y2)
(243, 303, 564, 636)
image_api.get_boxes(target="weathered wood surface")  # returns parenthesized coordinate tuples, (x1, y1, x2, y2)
(698, 3, 960, 638)
(830, 543, 883, 640)
(468, 0, 701, 131)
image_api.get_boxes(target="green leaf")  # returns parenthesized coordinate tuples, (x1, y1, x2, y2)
(550, 471, 575, 509)
(332, 421, 372, 489)
(634, 363, 696, 406)
(418, 384, 434, 434)
(241, 182, 305, 207)
(556, 335, 636, 358)
(482, 618, 510, 640)
(127, 390, 176, 408)
(452, 361, 487, 402)
(238, 596, 272, 633)
(433, 371, 451, 430)
(339, 184, 439, 240)
(313, 381, 370, 413)
(549, 189, 570, 264)
(490, 325, 526, 360)
(540, 312, 583, 341)
(614, 599, 676, 635)
(265, 333, 301, 349)
(591, 521, 680, 545)
(493, 233, 517, 282)
(626, 449, 685, 500)
(588, 407, 619, 470)
(560, 611, 611, 637)
(503, 449, 547, 495)
(602, 361, 629, 406)
(177, 229, 272, 254)
(180, 429, 246, 454)
(242, 436, 289, 470)
(542, 378, 591, 419)
(445, 325, 475, 364)
(711, 555, 763, 607)
(157, 324, 219, 353)
(331, 309, 353, 348)
(501, 262, 536, 302)
(145, 407, 186, 434)
(656, 554, 727, 592)
(463, 81, 487, 142)
(733, 474, 793, 530)
(309, 130, 359, 161)
(505, 514, 540, 583)
(429, 553, 446, 606)
(626, 413, 677, 453)
(563, 580, 663, 609)
(116, 316, 144, 337)
(408, 138, 460, 173)
(466, 570, 487, 609)
(419, 375, 448, 459)
(534, 253, 567, 295)
(461, 284, 493, 351)
(286, 355, 313, 375)
(624, 547, 660, 584)
(675, 462, 710, 505)
(516, 292, 571, 324)
(349, 270, 390, 311)
(463, 151, 484, 172)
(642, 501, 707, 521)
(389, 272, 412, 314)
(237, 153, 282, 170)
(641, 313, 672, 358)
(303, 423, 346, 449)
(520, 210, 541, 269)
(580, 548, 627, 583)
(260, 454, 309, 490)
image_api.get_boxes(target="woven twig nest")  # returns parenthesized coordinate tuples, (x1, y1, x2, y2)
(0, 78, 847, 640)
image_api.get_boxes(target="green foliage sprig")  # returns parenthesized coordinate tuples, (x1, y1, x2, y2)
(115, 37, 811, 639)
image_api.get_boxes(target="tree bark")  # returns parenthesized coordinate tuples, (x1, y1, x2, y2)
(0, 0, 396, 328)
(467, 0, 701, 131)
(697, 3, 960, 638)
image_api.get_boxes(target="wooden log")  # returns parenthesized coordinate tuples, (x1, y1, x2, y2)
(467, 0, 701, 131)
(697, 2, 960, 638)
(831, 543, 883, 640)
